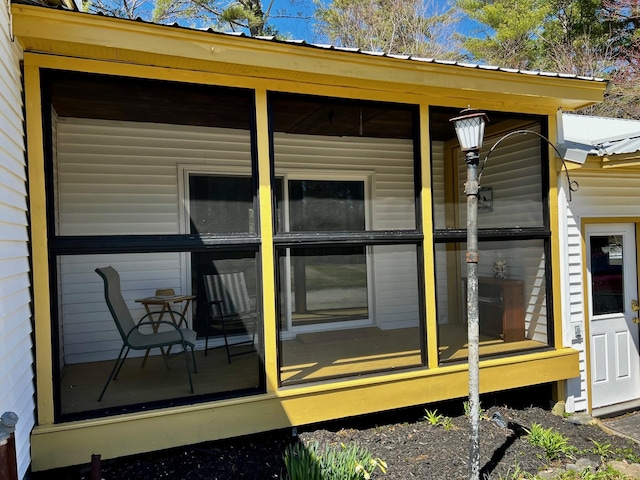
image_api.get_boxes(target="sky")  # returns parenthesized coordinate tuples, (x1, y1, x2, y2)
(267, 0, 322, 41)
(265, 0, 480, 45)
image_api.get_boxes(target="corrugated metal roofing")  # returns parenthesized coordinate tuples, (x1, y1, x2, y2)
(562, 113, 640, 159)
(178, 27, 607, 82)
(15, 0, 607, 83)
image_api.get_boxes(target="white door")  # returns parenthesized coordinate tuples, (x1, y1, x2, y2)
(587, 224, 640, 410)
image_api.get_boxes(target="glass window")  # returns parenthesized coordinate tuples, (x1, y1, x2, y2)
(189, 175, 255, 234)
(285, 246, 368, 328)
(590, 235, 624, 315)
(430, 108, 552, 363)
(288, 180, 365, 232)
(271, 92, 424, 385)
(56, 252, 263, 418)
(435, 240, 550, 363)
(278, 244, 423, 385)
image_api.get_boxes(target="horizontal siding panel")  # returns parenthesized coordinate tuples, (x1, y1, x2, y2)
(0, 179, 27, 209)
(0, 201, 28, 226)
(0, 222, 28, 242)
(59, 252, 183, 363)
(57, 119, 252, 237)
(0, 22, 32, 479)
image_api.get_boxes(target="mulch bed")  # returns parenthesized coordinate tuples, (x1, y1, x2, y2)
(35, 389, 640, 479)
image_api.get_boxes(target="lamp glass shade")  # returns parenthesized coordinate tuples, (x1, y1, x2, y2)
(451, 113, 487, 152)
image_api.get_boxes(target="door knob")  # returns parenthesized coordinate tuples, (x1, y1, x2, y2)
(633, 300, 640, 312)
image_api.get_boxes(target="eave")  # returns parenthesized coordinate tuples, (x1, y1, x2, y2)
(12, 5, 606, 112)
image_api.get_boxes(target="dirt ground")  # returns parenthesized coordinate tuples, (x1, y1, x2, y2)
(34, 389, 640, 479)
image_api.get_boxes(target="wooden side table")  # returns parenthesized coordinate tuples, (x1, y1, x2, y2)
(135, 294, 195, 367)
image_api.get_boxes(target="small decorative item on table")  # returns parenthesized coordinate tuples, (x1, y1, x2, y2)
(493, 254, 507, 279)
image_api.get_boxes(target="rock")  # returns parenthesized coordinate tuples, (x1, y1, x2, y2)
(564, 412, 593, 425)
(608, 460, 640, 479)
(575, 458, 599, 470)
(551, 401, 565, 417)
(537, 467, 566, 479)
(565, 458, 598, 472)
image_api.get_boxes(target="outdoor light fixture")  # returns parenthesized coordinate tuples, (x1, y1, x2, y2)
(450, 108, 489, 480)
(449, 109, 579, 480)
(450, 109, 489, 152)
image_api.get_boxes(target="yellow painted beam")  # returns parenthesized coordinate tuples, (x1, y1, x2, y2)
(547, 114, 564, 350)
(31, 348, 579, 471)
(24, 64, 55, 426)
(255, 89, 277, 392)
(601, 154, 640, 169)
(13, 5, 606, 111)
(419, 105, 439, 369)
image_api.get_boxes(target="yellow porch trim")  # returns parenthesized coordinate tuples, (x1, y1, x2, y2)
(31, 348, 579, 471)
(420, 105, 439, 369)
(24, 64, 56, 426)
(547, 113, 564, 349)
(255, 88, 277, 392)
(13, 5, 605, 112)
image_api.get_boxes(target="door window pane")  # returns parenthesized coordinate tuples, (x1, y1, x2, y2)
(278, 244, 423, 385)
(591, 235, 624, 315)
(288, 246, 368, 328)
(189, 175, 254, 234)
(288, 180, 365, 232)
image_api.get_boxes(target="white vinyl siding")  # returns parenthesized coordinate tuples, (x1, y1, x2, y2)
(59, 253, 182, 364)
(469, 126, 547, 342)
(561, 172, 640, 412)
(56, 119, 419, 361)
(457, 126, 543, 229)
(431, 142, 449, 324)
(432, 125, 547, 341)
(56, 118, 252, 236)
(273, 132, 418, 330)
(56, 118, 253, 363)
(0, 11, 34, 479)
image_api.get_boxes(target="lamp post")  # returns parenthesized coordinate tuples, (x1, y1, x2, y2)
(450, 109, 489, 480)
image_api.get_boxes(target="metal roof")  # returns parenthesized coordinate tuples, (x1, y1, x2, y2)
(15, 0, 607, 84)
(559, 113, 640, 163)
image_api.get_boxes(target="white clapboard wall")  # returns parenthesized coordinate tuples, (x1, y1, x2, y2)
(562, 172, 640, 411)
(0, 8, 34, 478)
(56, 117, 420, 363)
(430, 126, 548, 342)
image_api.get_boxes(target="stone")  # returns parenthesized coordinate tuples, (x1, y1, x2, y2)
(537, 467, 566, 479)
(574, 458, 598, 471)
(551, 401, 565, 417)
(564, 412, 593, 425)
(608, 460, 640, 479)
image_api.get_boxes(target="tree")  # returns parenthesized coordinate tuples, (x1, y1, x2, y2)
(82, 0, 297, 37)
(314, 0, 462, 59)
(457, 0, 640, 118)
(456, 0, 551, 68)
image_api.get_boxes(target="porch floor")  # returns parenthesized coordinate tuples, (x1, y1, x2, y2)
(59, 325, 546, 415)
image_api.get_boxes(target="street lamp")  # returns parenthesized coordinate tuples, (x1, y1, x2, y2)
(450, 108, 489, 480)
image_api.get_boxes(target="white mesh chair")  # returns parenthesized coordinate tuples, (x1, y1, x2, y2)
(95, 266, 197, 401)
(203, 272, 257, 363)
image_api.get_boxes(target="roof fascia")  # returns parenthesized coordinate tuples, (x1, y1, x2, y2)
(12, 5, 606, 111)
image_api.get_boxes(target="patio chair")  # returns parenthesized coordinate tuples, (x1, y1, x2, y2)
(95, 266, 197, 401)
(203, 272, 257, 363)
